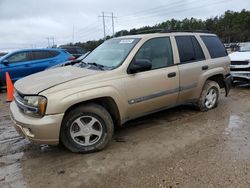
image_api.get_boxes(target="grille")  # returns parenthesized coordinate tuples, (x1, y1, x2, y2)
(231, 61, 249, 65)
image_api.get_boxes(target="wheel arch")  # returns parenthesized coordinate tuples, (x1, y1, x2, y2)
(206, 74, 225, 89)
(63, 96, 121, 128)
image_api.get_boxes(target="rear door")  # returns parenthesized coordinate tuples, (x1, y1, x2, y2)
(29, 50, 59, 72)
(175, 35, 208, 103)
(125, 37, 179, 118)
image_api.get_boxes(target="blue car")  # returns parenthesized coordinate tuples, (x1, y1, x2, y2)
(0, 48, 74, 88)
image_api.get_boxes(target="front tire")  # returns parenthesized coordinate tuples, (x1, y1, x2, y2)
(60, 103, 114, 153)
(196, 80, 220, 112)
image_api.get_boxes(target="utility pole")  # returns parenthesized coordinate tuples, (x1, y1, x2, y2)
(72, 25, 75, 44)
(51, 37, 55, 47)
(46, 37, 55, 48)
(99, 12, 106, 40)
(99, 12, 116, 40)
(111, 12, 115, 37)
(46, 37, 50, 48)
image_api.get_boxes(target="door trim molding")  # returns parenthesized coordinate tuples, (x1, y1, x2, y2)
(128, 87, 179, 104)
(128, 82, 198, 105)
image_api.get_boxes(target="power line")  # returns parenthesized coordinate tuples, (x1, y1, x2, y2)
(118, 0, 231, 25)
(76, 22, 100, 33)
(119, 0, 195, 19)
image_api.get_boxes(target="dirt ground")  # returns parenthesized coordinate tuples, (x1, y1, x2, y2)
(0, 86, 250, 188)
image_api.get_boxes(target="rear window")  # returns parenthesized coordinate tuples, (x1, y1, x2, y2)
(64, 48, 77, 54)
(63, 47, 85, 54)
(201, 36, 227, 58)
(175, 36, 205, 63)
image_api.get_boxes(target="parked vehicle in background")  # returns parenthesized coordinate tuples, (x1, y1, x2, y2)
(229, 43, 250, 85)
(59, 45, 87, 59)
(0, 48, 74, 88)
(47, 51, 90, 70)
(225, 43, 241, 54)
(10, 32, 232, 153)
(0, 52, 8, 57)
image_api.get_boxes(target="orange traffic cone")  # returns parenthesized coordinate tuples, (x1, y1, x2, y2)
(5, 72, 14, 102)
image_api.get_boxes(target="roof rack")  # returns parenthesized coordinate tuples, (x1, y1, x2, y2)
(160, 29, 213, 34)
(136, 29, 164, 34)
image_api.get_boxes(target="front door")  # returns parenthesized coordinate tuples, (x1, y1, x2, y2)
(1, 51, 33, 83)
(125, 37, 180, 119)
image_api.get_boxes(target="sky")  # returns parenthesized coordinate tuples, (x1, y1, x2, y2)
(0, 0, 249, 51)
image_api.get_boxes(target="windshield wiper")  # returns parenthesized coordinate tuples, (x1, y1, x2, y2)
(77, 60, 89, 67)
(87, 62, 106, 70)
(77, 61, 110, 70)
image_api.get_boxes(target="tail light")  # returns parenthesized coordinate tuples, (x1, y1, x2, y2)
(68, 56, 76, 61)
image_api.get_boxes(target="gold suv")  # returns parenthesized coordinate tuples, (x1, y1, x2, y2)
(10, 32, 232, 153)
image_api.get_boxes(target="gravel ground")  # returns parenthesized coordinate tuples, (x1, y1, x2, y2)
(0, 86, 250, 188)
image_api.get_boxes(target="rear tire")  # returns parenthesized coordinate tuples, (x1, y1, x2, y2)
(60, 103, 114, 153)
(196, 80, 220, 112)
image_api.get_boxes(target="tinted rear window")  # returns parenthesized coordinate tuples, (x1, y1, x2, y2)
(175, 36, 205, 63)
(201, 36, 227, 58)
(32, 50, 59, 60)
(64, 48, 77, 54)
(49, 51, 60, 57)
(63, 47, 86, 54)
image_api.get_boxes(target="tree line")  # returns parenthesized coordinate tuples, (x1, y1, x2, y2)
(75, 9, 250, 51)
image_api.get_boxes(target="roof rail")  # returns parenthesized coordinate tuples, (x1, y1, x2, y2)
(135, 29, 164, 34)
(160, 29, 213, 34)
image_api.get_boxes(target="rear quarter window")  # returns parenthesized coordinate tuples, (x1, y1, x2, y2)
(201, 36, 227, 58)
(49, 50, 60, 57)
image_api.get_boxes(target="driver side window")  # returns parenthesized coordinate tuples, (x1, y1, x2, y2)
(134, 37, 173, 70)
(7, 52, 29, 63)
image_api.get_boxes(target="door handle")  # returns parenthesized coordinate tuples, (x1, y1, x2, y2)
(202, 65, 208, 70)
(168, 72, 176, 78)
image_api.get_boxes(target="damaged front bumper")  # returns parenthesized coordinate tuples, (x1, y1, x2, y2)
(231, 71, 250, 84)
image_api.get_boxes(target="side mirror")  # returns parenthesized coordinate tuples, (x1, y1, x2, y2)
(128, 59, 152, 74)
(2, 59, 9, 65)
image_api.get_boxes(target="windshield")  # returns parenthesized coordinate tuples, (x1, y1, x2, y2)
(83, 38, 140, 69)
(239, 44, 250, 52)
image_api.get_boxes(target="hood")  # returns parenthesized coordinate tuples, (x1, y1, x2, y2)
(15, 66, 99, 94)
(229, 51, 250, 61)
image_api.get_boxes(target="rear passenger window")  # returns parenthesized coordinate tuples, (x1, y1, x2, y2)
(175, 36, 205, 63)
(134, 37, 173, 70)
(201, 36, 227, 58)
(32, 51, 58, 60)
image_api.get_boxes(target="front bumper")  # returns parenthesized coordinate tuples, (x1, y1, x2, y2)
(10, 102, 64, 145)
(231, 71, 250, 84)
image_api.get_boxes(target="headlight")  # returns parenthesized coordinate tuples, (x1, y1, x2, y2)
(23, 96, 47, 117)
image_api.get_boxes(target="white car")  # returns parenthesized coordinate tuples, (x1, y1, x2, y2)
(229, 44, 250, 85)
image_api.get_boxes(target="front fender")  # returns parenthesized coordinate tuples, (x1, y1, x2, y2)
(44, 86, 127, 121)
